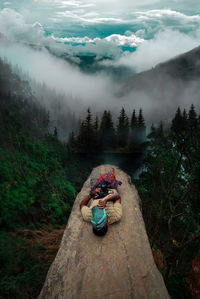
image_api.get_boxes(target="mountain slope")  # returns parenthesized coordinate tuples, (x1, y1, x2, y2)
(124, 45, 200, 102)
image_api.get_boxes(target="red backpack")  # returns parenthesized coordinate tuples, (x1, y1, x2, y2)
(90, 168, 122, 191)
(97, 168, 116, 185)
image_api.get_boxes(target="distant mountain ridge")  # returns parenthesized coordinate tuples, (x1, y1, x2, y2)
(124, 45, 200, 92)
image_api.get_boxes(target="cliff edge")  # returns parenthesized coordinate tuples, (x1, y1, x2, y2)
(38, 165, 169, 299)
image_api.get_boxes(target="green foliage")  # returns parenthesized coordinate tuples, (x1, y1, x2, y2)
(0, 231, 50, 299)
(75, 108, 98, 153)
(166, 271, 188, 299)
(0, 132, 77, 229)
(0, 57, 112, 299)
(134, 105, 200, 298)
(1, 57, 199, 298)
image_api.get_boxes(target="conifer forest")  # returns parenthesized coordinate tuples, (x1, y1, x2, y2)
(0, 45, 200, 299)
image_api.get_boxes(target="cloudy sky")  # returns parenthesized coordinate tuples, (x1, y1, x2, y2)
(0, 0, 200, 122)
(1, 0, 200, 60)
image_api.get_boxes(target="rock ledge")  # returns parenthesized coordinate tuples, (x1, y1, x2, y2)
(38, 165, 169, 299)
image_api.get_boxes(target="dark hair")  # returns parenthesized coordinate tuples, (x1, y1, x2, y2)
(93, 225, 108, 237)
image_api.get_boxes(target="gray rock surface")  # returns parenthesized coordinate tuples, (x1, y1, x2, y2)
(38, 165, 169, 299)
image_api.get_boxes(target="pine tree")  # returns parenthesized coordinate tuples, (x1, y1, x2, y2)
(129, 109, 138, 151)
(107, 110, 116, 149)
(93, 115, 100, 151)
(171, 107, 183, 136)
(131, 109, 137, 129)
(99, 110, 108, 132)
(188, 104, 197, 132)
(137, 108, 146, 142)
(171, 107, 189, 149)
(99, 110, 116, 151)
(85, 108, 92, 131)
(94, 115, 99, 132)
(117, 107, 129, 148)
(138, 108, 145, 127)
(182, 109, 188, 131)
(76, 108, 95, 153)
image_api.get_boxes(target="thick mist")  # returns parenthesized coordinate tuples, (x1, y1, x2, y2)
(1, 38, 200, 131)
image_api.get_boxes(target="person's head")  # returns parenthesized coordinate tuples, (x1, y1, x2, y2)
(93, 223, 108, 236)
(91, 206, 108, 237)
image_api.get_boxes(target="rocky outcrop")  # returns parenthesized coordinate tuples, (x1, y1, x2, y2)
(38, 165, 169, 299)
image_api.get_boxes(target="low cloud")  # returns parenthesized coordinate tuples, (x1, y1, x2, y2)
(0, 41, 118, 113)
(102, 28, 200, 72)
(0, 39, 200, 130)
(0, 8, 49, 45)
(0, 5, 200, 127)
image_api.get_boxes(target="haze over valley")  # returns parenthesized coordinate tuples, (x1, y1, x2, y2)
(1, 0, 200, 134)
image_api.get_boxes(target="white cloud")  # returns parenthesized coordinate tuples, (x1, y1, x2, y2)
(105, 34, 144, 47)
(1, 1, 200, 126)
(52, 33, 143, 47)
(0, 8, 48, 45)
(0, 42, 117, 111)
(135, 9, 200, 23)
(0, 8, 144, 58)
(27, 0, 200, 26)
(103, 29, 200, 72)
(56, 10, 124, 23)
(34, 0, 95, 9)
(0, 31, 200, 128)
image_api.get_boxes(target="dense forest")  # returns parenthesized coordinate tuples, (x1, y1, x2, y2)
(0, 58, 96, 298)
(134, 106, 200, 298)
(0, 57, 199, 298)
(68, 107, 146, 153)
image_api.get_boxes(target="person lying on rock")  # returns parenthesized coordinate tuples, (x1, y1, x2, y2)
(80, 179, 122, 237)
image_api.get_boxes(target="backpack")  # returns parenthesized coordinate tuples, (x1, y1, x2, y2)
(91, 168, 122, 192)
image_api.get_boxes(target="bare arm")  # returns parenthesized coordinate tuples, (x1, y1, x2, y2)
(80, 194, 92, 210)
(80, 188, 101, 210)
(98, 193, 121, 209)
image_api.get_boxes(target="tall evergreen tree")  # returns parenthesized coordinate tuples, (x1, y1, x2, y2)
(107, 110, 116, 149)
(76, 108, 95, 152)
(99, 110, 116, 151)
(94, 115, 99, 132)
(85, 108, 92, 130)
(117, 107, 129, 148)
(171, 107, 183, 136)
(137, 108, 146, 142)
(93, 115, 100, 151)
(188, 104, 197, 132)
(138, 108, 145, 127)
(182, 109, 188, 131)
(129, 109, 138, 151)
(99, 110, 108, 132)
(131, 109, 137, 129)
